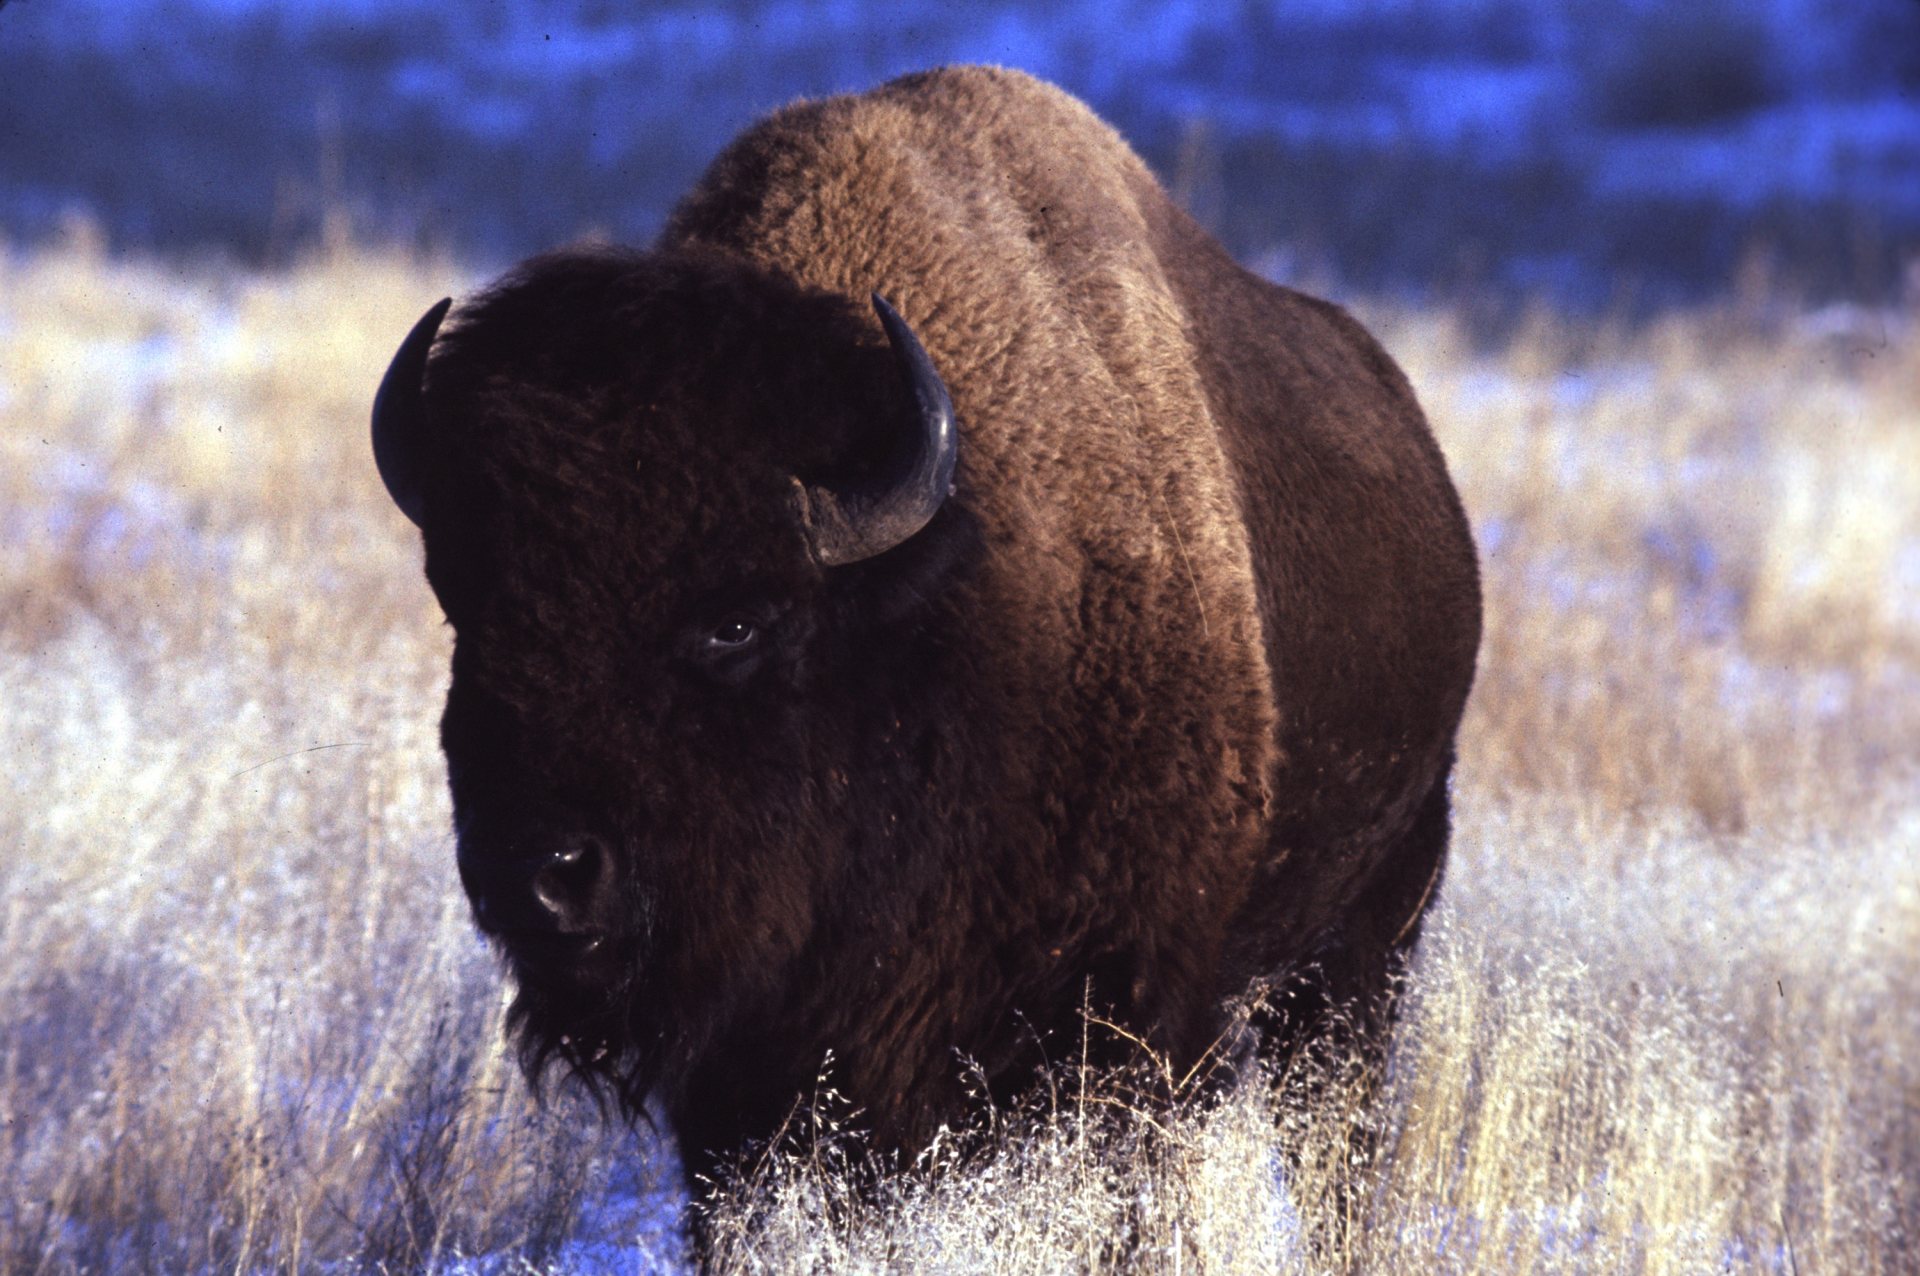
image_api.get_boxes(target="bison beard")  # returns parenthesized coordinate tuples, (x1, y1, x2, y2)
(370, 67, 1481, 1209)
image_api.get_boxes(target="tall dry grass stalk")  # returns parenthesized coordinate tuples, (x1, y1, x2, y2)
(1, 230, 1914, 1272)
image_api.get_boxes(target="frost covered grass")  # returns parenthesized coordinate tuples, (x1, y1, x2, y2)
(1, 234, 1914, 1272)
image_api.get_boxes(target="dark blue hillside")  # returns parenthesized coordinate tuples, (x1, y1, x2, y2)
(2, 0, 1915, 306)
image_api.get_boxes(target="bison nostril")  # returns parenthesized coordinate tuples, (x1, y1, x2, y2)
(530, 838, 610, 927)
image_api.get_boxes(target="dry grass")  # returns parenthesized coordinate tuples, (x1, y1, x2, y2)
(1, 227, 1914, 1272)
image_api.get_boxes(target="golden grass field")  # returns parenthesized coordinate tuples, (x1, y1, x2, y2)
(1, 227, 1915, 1272)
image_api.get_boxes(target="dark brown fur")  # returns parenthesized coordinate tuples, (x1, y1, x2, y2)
(386, 67, 1479, 1194)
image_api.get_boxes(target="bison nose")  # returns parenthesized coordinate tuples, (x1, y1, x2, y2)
(529, 838, 614, 932)
(464, 833, 617, 940)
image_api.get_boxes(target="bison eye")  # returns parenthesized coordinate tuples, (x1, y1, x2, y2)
(707, 618, 759, 649)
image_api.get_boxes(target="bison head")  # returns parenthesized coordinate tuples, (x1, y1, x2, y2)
(371, 249, 982, 1124)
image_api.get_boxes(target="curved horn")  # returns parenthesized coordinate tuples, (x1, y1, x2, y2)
(799, 293, 958, 566)
(371, 297, 453, 529)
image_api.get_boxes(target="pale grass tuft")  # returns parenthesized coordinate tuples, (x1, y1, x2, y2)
(1, 237, 1914, 1271)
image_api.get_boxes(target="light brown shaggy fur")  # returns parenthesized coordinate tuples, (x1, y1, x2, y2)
(667, 66, 1480, 1054)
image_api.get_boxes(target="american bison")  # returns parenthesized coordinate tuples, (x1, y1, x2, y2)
(372, 66, 1479, 1196)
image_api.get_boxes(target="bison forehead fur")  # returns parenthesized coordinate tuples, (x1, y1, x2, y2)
(372, 66, 1480, 1185)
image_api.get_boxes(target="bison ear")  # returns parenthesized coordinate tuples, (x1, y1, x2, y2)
(795, 293, 958, 566)
(371, 297, 453, 529)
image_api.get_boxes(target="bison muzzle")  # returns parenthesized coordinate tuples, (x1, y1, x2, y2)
(371, 66, 1480, 1201)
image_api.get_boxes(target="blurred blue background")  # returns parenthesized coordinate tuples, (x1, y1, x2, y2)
(2, 0, 1916, 308)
